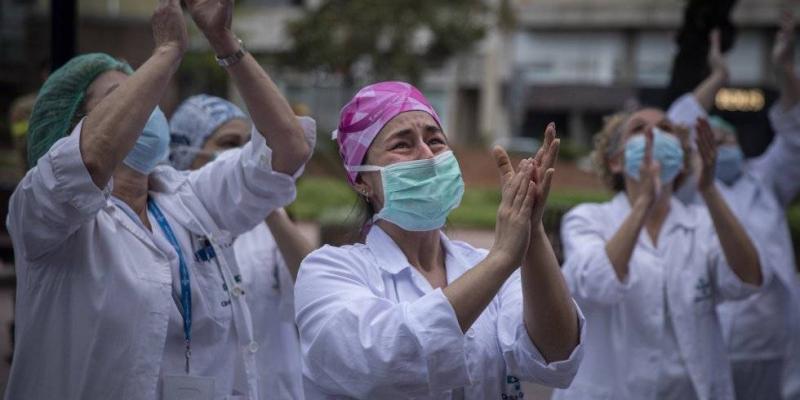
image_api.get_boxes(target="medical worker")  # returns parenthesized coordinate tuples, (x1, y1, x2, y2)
(293, 81, 585, 399)
(169, 94, 316, 398)
(666, 18, 800, 400)
(554, 108, 766, 399)
(5, 0, 314, 399)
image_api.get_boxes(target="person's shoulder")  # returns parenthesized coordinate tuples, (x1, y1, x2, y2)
(302, 242, 373, 272)
(563, 198, 616, 223)
(446, 238, 490, 265)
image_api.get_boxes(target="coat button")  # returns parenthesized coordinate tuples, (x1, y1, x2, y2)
(248, 341, 259, 354)
(232, 286, 244, 297)
(466, 328, 476, 338)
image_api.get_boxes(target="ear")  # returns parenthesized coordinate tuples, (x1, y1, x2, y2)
(353, 176, 372, 198)
(608, 153, 623, 174)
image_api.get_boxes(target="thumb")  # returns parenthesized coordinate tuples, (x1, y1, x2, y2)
(492, 145, 514, 186)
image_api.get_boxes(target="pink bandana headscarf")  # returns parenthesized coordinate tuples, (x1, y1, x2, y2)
(334, 81, 443, 185)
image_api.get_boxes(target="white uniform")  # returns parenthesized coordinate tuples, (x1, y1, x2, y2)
(668, 94, 800, 399)
(5, 118, 315, 400)
(553, 194, 767, 400)
(294, 225, 585, 399)
(233, 222, 305, 399)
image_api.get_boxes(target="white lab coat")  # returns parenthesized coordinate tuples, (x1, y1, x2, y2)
(5, 117, 315, 400)
(553, 194, 768, 400)
(294, 225, 585, 399)
(667, 94, 800, 399)
(233, 222, 304, 399)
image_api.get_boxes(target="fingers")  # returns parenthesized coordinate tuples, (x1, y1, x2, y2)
(709, 29, 721, 54)
(695, 118, 715, 163)
(501, 158, 526, 208)
(512, 161, 532, 214)
(539, 168, 555, 207)
(643, 128, 654, 170)
(520, 180, 536, 219)
(492, 145, 515, 186)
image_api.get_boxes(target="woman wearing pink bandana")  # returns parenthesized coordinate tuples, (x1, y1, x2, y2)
(294, 81, 585, 399)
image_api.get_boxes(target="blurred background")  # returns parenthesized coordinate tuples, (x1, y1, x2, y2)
(0, 0, 798, 397)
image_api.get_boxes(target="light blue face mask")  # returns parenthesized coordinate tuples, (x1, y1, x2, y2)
(123, 107, 170, 174)
(624, 127, 684, 184)
(715, 144, 744, 185)
(349, 150, 465, 232)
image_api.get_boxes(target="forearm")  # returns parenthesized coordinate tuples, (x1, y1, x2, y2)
(209, 33, 309, 175)
(81, 45, 182, 187)
(693, 69, 728, 111)
(777, 63, 800, 111)
(604, 198, 649, 281)
(701, 186, 763, 285)
(265, 208, 314, 281)
(521, 224, 579, 362)
(443, 251, 515, 332)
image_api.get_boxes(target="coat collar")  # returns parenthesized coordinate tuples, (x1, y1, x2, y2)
(365, 225, 469, 277)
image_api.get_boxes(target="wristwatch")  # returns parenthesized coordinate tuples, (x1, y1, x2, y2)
(215, 38, 246, 68)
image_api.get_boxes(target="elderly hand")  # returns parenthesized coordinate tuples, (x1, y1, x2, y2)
(528, 123, 559, 225)
(696, 117, 718, 192)
(152, 0, 188, 54)
(489, 155, 536, 269)
(185, 0, 239, 56)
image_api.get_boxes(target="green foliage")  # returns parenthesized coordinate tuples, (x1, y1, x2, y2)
(176, 52, 229, 99)
(281, 0, 487, 83)
(288, 176, 611, 229)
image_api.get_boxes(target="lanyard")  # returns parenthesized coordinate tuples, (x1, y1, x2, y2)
(147, 199, 193, 374)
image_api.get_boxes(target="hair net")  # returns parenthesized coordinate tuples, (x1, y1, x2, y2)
(27, 53, 133, 167)
(169, 94, 248, 170)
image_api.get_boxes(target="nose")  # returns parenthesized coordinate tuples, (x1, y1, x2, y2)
(417, 141, 436, 160)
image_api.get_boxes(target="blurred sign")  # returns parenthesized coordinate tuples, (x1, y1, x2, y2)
(715, 88, 765, 112)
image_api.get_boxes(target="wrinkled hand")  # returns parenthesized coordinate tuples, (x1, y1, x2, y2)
(773, 11, 795, 68)
(490, 156, 536, 269)
(493, 123, 559, 226)
(184, 0, 238, 54)
(695, 118, 718, 192)
(708, 29, 729, 76)
(152, 0, 189, 54)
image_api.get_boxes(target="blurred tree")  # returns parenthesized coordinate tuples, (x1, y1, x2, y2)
(280, 0, 487, 85)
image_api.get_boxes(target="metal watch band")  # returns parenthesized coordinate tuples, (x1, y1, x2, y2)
(215, 39, 246, 67)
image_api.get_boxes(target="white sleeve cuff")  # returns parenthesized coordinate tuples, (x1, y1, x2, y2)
(506, 300, 585, 388)
(244, 116, 317, 181)
(46, 119, 111, 216)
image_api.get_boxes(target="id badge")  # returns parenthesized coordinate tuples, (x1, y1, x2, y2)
(162, 375, 215, 400)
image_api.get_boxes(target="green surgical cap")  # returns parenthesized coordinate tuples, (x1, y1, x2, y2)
(27, 53, 133, 167)
(708, 115, 737, 137)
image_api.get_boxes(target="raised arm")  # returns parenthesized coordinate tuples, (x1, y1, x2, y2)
(441, 156, 537, 334)
(696, 118, 763, 285)
(492, 124, 579, 363)
(604, 129, 659, 281)
(185, 0, 310, 175)
(693, 29, 729, 111)
(81, 0, 187, 187)
(265, 208, 315, 281)
(773, 12, 800, 111)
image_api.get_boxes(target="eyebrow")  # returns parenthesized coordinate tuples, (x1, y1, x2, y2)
(384, 128, 415, 141)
